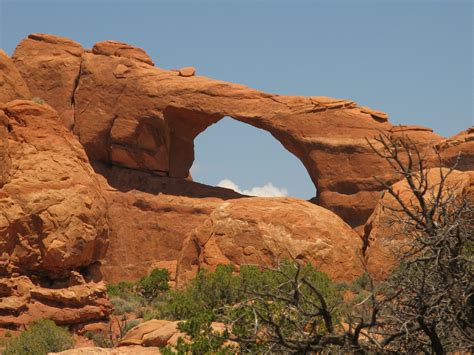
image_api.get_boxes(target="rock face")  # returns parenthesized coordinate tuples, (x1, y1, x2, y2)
(0, 50, 31, 103)
(176, 197, 364, 285)
(0, 101, 108, 277)
(436, 127, 474, 172)
(0, 276, 111, 329)
(94, 163, 363, 285)
(363, 168, 474, 280)
(95, 163, 240, 284)
(12, 34, 84, 130)
(0, 101, 110, 328)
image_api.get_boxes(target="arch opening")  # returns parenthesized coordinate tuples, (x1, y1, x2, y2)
(190, 116, 315, 200)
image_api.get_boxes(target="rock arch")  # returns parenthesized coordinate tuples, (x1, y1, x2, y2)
(12, 34, 451, 228)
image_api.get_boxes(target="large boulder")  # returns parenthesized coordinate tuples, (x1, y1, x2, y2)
(0, 100, 111, 327)
(118, 319, 229, 348)
(12, 33, 84, 130)
(177, 197, 364, 285)
(0, 101, 108, 277)
(364, 168, 473, 280)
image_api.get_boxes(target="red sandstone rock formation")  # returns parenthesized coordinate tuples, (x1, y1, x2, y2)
(435, 127, 474, 171)
(0, 50, 31, 104)
(0, 34, 472, 330)
(0, 100, 111, 328)
(177, 197, 363, 285)
(12, 34, 84, 130)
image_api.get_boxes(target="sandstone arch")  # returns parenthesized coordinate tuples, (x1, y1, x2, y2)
(12, 34, 453, 227)
(164, 108, 316, 196)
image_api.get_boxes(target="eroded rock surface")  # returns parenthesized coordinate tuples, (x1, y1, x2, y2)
(436, 127, 474, 171)
(12, 33, 84, 129)
(0, 50, 31, 104)
(0, 101, 110, 328)
(177, 197, 363, 285)
(0, 101, 108, 276)
(72, 49, 397, 227)
(95, 163, 237, 284)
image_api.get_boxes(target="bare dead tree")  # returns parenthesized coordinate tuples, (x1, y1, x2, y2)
(223, 131, 472, 354)
(365, 131, 474, 354)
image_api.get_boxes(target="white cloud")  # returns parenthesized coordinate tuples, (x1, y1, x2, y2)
(190, 162, 200, 175)
(217, 179, 288, 197)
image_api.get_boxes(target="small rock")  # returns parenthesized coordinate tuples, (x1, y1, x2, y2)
(178, 66, 196, 77)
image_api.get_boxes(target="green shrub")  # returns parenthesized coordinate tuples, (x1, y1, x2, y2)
(3, 319, 74, 355)
(137, 268, 170, 300)
(106, 281, 135, 298)
(350, 272, 371, 293)
(110, 296, 138, 315)
(159, 261, 341, 353)
(84, 330, 114, 348)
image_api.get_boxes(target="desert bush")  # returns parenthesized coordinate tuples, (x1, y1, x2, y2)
(84, 318, 140, 348)
(159, 261, 343, 354)
(110, 296, 139, 315)
(3, 319, 74, 355)
(106, 281, 135, 298)
(136, 268, 170, 301)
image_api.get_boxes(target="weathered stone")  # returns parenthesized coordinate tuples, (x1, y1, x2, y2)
(0, 101, 108, 277)
(12, 33, 84, 130)
(178, 66, 196, 77)
(177, 197, 364, 285)
(92, 40, 154, 66)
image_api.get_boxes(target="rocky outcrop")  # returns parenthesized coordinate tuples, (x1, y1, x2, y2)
(0, 50, 31, 104)
(0, 101, 108, 277)
(0, 100, 111, 327)
(0, 276, 111, 329)
(94, 163, 363, 284)
(92, 40, 154, 66)
(176, 197, 363, 285)
(435, 127, 474, 171)
(12, 34, 84, 130)
(363, 168, 473, 280)
(11, 34, 462, 229)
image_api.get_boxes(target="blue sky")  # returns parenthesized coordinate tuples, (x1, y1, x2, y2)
(1, 0, 472, 199)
